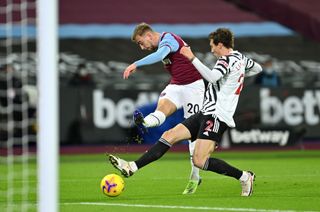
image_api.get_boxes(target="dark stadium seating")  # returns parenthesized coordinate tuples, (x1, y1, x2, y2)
(59, 0, 263, 24)
(228, 0, 320, 41)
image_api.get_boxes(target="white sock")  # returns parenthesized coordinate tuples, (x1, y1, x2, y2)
(129, 161, 138, 172)
(239, 171, 249, 182)
(188, 140, 200, 181)
(143, 110, 166, 127)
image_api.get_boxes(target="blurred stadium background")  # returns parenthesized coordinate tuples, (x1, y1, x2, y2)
(1, 0, 320, 211)
(57, 0, 320, 147)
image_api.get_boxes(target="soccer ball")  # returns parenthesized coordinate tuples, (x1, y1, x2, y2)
(100, 174, 125, 197)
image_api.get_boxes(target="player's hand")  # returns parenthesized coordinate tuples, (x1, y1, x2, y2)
(180, 46, 195, 61)
(123, 63, 137, 79)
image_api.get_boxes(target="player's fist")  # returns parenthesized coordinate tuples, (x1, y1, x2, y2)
(180, 46, 195, 61)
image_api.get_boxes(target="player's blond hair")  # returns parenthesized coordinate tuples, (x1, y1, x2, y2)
(131, 22, 154, 42)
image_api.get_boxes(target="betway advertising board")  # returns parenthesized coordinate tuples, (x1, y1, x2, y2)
(260, 88, 320, 128)
(228, 128, 303, 147)
(60, 86, 320, 145)
(59, 86, 159, 144)
(227, 87, 319, 147)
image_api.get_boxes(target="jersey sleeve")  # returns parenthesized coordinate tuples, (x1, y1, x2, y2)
(192, 57, 224, 83)
(159, 33, 179, 53)
(245, 57, 255, 70)
(213, 56, 230, 76)
(134, 46, 171, 67)
(134, 33, 179, 67)
(244, 57, 263, 77)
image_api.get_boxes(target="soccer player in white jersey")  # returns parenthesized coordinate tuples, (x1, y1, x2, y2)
(110, 28, 262, 196)
(122, 23, 205, 194)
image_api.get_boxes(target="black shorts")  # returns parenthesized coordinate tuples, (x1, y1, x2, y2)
(182, 112, 229, 143)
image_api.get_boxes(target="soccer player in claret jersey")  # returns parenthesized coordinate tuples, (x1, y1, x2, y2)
(110, 28, 263, 196)
(121, 22, 205, 194)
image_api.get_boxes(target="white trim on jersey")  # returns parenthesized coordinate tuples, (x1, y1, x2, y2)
(245, 62, 263, 77)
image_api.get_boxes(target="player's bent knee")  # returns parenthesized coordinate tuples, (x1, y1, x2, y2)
(161, 129, 178, 145)
(162, 124, 190, 145)
(192, 155, 206, 169)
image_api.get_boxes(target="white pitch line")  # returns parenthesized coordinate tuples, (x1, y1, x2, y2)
(62, 202, 319, 212)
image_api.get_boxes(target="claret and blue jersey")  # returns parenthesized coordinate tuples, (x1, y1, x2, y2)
(134, 32, 202, 85)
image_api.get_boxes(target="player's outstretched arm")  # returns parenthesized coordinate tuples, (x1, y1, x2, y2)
(180, 45, 195, 61)
(123, 46, 171, 79)
(180, 46, 223, 83)
(123, 63, 137, 79)
(244, 61, 263, 77)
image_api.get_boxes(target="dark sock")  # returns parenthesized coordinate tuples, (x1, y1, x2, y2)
(135, 138, 171, 169)
(203, 158, 242, 180)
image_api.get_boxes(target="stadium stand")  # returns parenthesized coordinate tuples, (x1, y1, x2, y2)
(59, 0, 263, 24)
(227, 0, 320, 41)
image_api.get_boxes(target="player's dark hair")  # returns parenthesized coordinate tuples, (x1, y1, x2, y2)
(209, 28, 234, 49)
(131, 22, 154, 42)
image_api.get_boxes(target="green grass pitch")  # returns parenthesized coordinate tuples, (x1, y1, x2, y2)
(1, 150, 320, 211)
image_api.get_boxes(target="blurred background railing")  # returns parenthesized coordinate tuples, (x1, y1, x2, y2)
(1, 0, 320, 149)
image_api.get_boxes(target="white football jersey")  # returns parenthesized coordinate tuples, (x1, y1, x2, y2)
(201, 50, 255, 127)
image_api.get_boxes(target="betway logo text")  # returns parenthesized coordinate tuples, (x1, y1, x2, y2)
(230, 129, 290, 146)
(93, 90, 158, 128)
(260, 88, 320, 126)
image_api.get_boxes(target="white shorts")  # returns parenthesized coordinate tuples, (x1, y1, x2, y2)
(159, 79, 205, 119)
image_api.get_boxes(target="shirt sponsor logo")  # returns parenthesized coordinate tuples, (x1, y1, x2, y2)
(162, 58, 172, 65)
